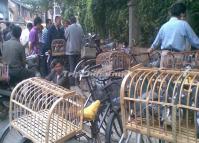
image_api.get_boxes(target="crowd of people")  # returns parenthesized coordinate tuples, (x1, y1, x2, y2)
(1, 2, 199, 89)
(0, 15, 83, 88)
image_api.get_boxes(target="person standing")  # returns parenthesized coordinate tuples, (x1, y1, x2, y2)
(65, 16, 83, 86)
(148, 2, 199, 67)
(47, 16, 65, 72)
(47, 16, 65, 50)
(40, 19, 52, 76)
(62, 19, 70, 32)
(20, 22, 33, 54)
(29, 17, 42, 55)
(3, 22, 11, 41)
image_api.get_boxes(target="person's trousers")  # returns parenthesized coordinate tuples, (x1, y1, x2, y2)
(39, 55, 48, 77)
(68, 54, 81, 86)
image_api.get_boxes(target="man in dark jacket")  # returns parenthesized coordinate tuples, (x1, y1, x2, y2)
(47, 16, 65, 50)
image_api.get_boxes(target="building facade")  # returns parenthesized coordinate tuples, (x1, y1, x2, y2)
(0, 0, 9, 20)
(8, 0, 33, 23)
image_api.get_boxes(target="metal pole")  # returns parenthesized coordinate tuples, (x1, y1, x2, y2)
(128, 0, 133, 49)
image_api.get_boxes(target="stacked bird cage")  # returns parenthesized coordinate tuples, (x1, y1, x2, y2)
(161, 50, 199, 69)
(120, 67, 199, 143)
(95, 51, 131, 76)
(9, 77, 84, 143)
(131, 51, 161, 67)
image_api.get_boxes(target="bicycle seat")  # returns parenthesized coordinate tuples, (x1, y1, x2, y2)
(83, 100, 101, 121)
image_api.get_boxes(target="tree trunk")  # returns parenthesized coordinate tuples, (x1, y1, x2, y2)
(128, 0, 140, 49)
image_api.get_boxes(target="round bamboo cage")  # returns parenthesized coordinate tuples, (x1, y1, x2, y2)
(9, 77, 84, 143)
(161, 50, 199, 69)
(120, 67, 199, 143)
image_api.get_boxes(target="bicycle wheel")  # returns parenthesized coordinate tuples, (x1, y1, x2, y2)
(0, 125, 32, 143)
(105, 111, 123, 143)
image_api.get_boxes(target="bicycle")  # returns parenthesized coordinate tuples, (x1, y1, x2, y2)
(0, 64, 123, 143)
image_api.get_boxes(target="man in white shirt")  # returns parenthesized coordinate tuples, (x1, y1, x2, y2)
(20, 23, 33, 54)
(148, 2, 199, 67)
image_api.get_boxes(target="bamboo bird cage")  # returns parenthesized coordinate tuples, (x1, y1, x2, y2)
(96, 51, 131, 70)
(161, 50, 199, 69)
(9, 77, 84, 143)
(51, 39, 65, 56)
(95, 51, 131, 77)
(120, 67, 199, 143)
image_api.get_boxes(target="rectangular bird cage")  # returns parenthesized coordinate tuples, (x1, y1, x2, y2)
(120, 67, 199, 143)
(96, 51, 131, 71)
(0, 63, 9, 80)
(9, 77, 84, 143)
(51, 39, 65, 56)
(161, 50, 199, 69)
(131, 51, 161, 67)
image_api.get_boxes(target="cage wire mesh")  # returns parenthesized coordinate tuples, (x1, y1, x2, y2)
(9, 77, 84, 143)
(120, 67, 199, 143)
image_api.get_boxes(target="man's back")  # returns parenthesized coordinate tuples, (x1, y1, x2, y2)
(152, 17, 199, 51)
(2, 37, 26, 68)
(65, 23, 83, 55)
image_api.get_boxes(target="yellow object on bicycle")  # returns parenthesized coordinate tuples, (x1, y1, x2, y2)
(83, 100, 101, 121)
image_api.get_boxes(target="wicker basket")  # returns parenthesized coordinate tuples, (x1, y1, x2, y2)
(120, 67, 199, 143)
(9, 77, 83, 143)
(96, 51, 131, 71)
(51, 39, 65, 56)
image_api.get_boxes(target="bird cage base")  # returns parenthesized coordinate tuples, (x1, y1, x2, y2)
(11, 110, 80, 143)
(125, 122, 199, 143)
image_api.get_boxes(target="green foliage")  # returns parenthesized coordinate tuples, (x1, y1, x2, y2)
(24, 0, 199, 46)
(137, 0, 175, 46)
(91, 0, 128, 40)
(137, 0, 199, 46)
